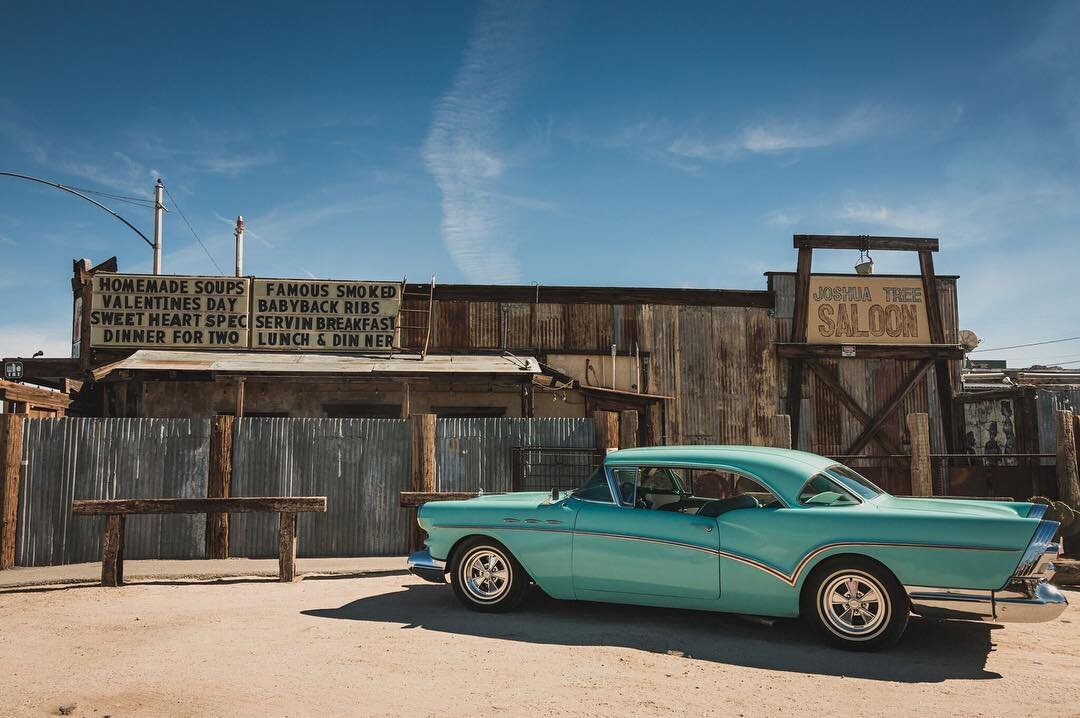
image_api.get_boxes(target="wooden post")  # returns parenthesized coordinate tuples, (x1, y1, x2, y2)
(1055, 411, 1080, 507)
(644, 403, 663, 446)
(101, 514, 126, 587)
(618, 410, 639, 449)
(520, 383, 534, 418)
(592, 411, 619, 455)
(768, 415, 792, 449)
(785, 245, 813, 443)
(0, 414, 25, 569)
(205, 415, 235, 560)
(277, 512, 298, 582)
(408, 413, 437, 552)
(908, 413, 933, 496)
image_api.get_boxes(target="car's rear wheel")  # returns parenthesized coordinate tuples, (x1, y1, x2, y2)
(801, 557, 908, 650)
(449, 538, 529, 613)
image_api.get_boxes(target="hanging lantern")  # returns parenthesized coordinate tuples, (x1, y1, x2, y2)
(855, 248, 874, 275)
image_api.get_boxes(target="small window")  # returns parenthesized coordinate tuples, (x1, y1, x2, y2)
(573, 467, 614, 503)
(798, 474, 860, 506)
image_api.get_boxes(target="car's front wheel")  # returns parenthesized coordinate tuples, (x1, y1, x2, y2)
(449, 538, 529, 613)
(801, 557, 909, 650)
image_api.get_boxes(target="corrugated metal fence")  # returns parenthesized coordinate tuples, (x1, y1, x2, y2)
(230, 418, 411, 558)
(436, 418, 595, 492)
(14, 416, 597, 566)
(18, 418, 210, 566)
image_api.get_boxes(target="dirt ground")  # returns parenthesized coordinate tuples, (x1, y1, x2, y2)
(1, 573, 1078, 718)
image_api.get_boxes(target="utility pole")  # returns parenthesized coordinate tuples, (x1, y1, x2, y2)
(234, 215, 244, 277)
(152, 178, 164, 274)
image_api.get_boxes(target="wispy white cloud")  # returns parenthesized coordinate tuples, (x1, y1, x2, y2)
(423, 0, 543, 283)
(668, 104, 885, 162)
(196, 151, 277, 175)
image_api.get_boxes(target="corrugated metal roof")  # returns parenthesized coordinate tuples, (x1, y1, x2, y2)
(92, 350, 540, 379)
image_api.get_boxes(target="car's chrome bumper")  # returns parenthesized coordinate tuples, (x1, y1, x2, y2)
(908, 580, 1068, 623)
(407, 549, 447, 584)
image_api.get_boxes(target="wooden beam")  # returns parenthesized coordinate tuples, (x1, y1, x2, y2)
(908, 413, 933, 496)
(1, 414, 25, 569)
(592, 411, 620, 454)
(408, 413, 437, 552)
(101, 514, 125, 587)
(845, 359, 934, 455)
(399, 491, 479, 508)
(0, 380, 72, 409)
(804, 361, 906, 458)
(794, 235, 939, 252)
(919, 249, 958, 454)
(277, 512, 298, 582)
(767, 415, 792, 449)
(205, 415, 235, 560)
(72, 497, 327, 515)
(404, 283, 775, 308)
(785, 247, 813, 445)
(1056, 411, 1080, 507)
(776, 343, 964, 361)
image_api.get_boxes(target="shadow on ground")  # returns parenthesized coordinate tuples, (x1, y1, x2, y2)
(0, 569, 409, 595)
(302, 582, 1002, 682)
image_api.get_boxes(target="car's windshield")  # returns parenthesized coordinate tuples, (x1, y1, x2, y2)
(825, 464, 884, 500)
(572, 467, 615, 503)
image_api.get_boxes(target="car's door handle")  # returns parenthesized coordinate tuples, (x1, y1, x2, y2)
(691, 522, 714, 532)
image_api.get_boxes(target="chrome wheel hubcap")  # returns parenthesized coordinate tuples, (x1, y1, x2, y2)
(819, 571, 889, 638)
(461, 549, 511, 602)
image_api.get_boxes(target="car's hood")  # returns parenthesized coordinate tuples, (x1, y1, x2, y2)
(464, 491, 556, 507)
(875, 495, 1033, 519)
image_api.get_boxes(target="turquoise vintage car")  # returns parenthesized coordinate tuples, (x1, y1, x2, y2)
(408, 446, 1067, 649)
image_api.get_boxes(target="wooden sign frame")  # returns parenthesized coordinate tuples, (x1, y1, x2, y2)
(778, 235, 963, 457)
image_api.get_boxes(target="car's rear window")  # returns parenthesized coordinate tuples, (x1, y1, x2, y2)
(825, 465, 884, 500)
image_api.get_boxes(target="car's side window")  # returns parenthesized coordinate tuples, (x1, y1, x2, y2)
(611, 467, 640, 506)
(629, 466, 782, 513)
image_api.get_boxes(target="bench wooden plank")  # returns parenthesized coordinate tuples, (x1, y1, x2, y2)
(399, 491, 479, 508)
(72, 497, 327, 516)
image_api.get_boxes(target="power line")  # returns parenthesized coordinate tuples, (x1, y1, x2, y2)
(66, 185, 155, 207)
(972, 336, 1080, 353)
(162, 185, 225, 275)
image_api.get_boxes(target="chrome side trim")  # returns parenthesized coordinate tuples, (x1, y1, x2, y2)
(907, 587, 995, 621)
(407, 549, 447, 584)
(432, 522, 1016, 587)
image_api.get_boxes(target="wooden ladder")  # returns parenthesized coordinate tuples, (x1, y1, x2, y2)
(396, 275, 435, 358)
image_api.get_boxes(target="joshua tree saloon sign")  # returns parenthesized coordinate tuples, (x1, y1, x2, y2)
(806, 275, 930, 344)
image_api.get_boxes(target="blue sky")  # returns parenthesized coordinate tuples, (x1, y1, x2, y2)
(1, 1, 1078, 366)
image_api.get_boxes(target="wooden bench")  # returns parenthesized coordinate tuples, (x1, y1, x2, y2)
(71, 497, 328, 586)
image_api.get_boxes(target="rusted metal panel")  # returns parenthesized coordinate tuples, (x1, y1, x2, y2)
(745, 308, 780, 445)
(612, 304, 640, 352)
(768, 273, 796, 319)
(468, 301, 500, 349)
(432, 300, 469, 349)
(436, 418, 595, 492)
(398, 294, 427, 350)
(17, 418, 210, 566)
(715, 307, 749, 444)
(810, 361, 843, 456)
(503, 302, 533, 349)
(534, 303, 565, 350)
(231, 418, 411, 557)
(638, 304, 679, 442)
(677, 306, 717, 445)
(566, 304, 614, 351)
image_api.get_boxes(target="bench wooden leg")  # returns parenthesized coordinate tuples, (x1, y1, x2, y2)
(101, 514, 126, 587)
(277, 512, 297, 582)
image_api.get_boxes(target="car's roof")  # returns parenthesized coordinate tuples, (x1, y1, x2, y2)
(604, 445, 839, 500)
